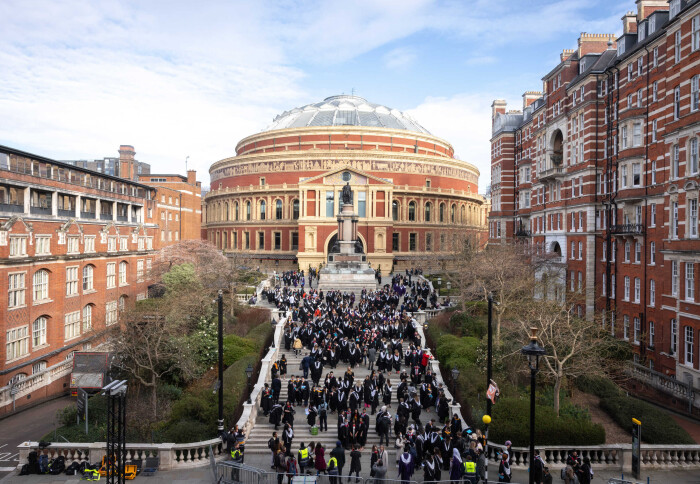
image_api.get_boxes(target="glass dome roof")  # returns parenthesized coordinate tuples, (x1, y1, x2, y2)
(264, 95, 431, 134)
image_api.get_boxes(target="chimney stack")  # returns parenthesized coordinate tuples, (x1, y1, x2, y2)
(622, 11, 638, 34)
(187, 170, 197, 186)
(491, 100, 507, 125)
(522, 91, 542, 111)
(578, 33, 617, 57)
(636, 0, 669, 20)
(118, 145, 135, 181)
(560, 49, 575, 62)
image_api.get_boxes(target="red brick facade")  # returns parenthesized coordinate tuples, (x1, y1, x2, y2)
(489, 0, 700, 385)
(0, 144, 201, 413)
(204, 96, 488, 274)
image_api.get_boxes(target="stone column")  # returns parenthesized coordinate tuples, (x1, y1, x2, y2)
(127, 204, 132, 222)
(112, 201, 117, 221)
(75, 195, 81, 218)
(23, 188, 30, 215)
(51, 191, 58, 216)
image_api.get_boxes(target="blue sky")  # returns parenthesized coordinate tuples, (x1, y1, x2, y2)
(0, 0, 628, 191)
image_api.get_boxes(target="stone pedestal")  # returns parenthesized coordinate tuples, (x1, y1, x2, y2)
(317, 202, 377, 293)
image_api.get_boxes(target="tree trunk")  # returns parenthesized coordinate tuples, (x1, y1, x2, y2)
(553, 370, 562, 417)
(495, 312, 502, 347)
(151, 375, 158, 419)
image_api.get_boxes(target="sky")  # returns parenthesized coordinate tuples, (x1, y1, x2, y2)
(0, 0, 628, 192)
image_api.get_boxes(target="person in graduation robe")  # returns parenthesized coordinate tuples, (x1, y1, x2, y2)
(398, 446, 415, 484)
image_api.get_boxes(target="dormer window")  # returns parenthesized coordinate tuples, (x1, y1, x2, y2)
(618, 40, 626, 56)
(638, 22, 646, 42)
(649, 15, 656, 33)
(670, 0, 681, 19)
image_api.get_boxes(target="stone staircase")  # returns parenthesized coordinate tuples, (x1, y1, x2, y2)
(243, 344, 417, 453)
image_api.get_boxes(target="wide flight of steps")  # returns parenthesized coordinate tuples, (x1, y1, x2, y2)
(244, 344, 415, 454)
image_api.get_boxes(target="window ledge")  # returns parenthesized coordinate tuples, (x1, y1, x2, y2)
(33, 299, 53, 306)
(8, 305, 27, 311)
(83, 289, 97, 295)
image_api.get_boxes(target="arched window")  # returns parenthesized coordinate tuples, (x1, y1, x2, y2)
(224, 202, 229, 221)
(222, 232, 228, 250)
(392, 201, 399, 221)
(292, 199, 300, 220)
(119, 295, 127, 312)
(32, 316, 47, 347)
(425, 202, 432, 222)
(260, 200, 266, 220)
(439, 203, 445, 223)
(461, 206, 465, 224)
(83, 305, 93, 331)
(33, 270, 49, 302)
(119, 261, 127, 285)
(246, 201, 251, 220)
(451, 204, 456, 223)
(82, 265, 94, 291)
(234, 202, 239, 221)
(408, 201, 416, 221)
(276, 200, 283, 220)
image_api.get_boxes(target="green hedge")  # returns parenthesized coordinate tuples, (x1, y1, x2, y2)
(576, 376, 694, 445)
(489, 397, 605, 446)
(223, 335, 258, 366)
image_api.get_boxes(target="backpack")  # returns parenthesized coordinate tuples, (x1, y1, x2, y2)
(65, 461, 81, 475)
(288, 457, 297, 476)
(268, 438, 276, 450)
(19, 464, 30, 476)
(38, 454, 49, 474)
(48, 455, 65, 475)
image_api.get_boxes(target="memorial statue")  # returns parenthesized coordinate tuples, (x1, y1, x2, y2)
(342, 182, 352, 205)
(354, 237, 363, 254)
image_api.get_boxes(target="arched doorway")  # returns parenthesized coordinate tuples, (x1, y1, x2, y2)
(551, 129, 563, 165)
(326, 233, 365, 254)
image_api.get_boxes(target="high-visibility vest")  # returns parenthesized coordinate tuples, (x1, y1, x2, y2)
(231, 449, 242, 460)
(328, 457, 338, 468)
(85, 469, 101, 481)
(463, 461, 476, 475)
(299, 448, 309, 461)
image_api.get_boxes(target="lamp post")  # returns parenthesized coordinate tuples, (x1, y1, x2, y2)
(446, 281, 451, 291)
(485, 293, 494, 484)
(270, 316, 276, 348)
(451, 366, 460, 395)
(245, 363, 254, 404)
(520, 327, 545, 484)
(217, 290, 224, 434)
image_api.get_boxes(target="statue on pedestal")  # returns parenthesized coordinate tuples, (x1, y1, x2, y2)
(342, 182, 352, 205)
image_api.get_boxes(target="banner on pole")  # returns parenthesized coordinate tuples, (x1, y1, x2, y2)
(486, 379, 500, 404)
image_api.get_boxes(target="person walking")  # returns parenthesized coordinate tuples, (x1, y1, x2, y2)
(398, 444, 415, 484)
(498, 452, 511, 483)
(298, 442, 310, 475)
(348, 444, 362, 483)
(275, 446, 287, 484)
(449, 448, 463, 482)
(372, 458, 387, 484)
(532, 450, 545, 484)
(315, 443, 327, 476)
(331, 440, 346, 477)
(368, 347, 377, 371)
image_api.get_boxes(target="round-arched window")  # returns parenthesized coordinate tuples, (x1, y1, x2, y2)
(408, 201, 416, 221)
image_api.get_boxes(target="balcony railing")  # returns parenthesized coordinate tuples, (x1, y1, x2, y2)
(539, 166, 564, 180)
(80, 211, 96, 219)
(116, 215, 128, 222)
(100, 213, 113, 221)
(515, 229, 532, 237)
(57, 209, 75, 218)
(611, 224, 644, 235)
(0, 202, 24, 213)
(551, 154, 563, 165)
(30, 206, 51, 215)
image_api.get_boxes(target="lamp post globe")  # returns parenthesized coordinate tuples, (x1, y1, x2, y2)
(245, 363, 254, 404)
(482, 415, 491, 425)
(520, 327, 545, 484)
(451, 366, 460, 394)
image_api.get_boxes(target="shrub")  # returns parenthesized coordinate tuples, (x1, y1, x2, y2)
(599, 396, 694, 445)
(223, 335, 258, 366)
(576, 376, 694, 444)
(447, 312, 487, 339)
(245, 319, 273, 349)
(576, 375, 621, 399)
(160, 419, 212, 443)
(490, 397, 605, 446)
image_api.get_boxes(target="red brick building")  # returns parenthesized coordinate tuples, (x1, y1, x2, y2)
(489, 0, 700, 385)
(138, 171, 203, 245)
(0, 145, 160, 414)
(204, 95, 488, 274)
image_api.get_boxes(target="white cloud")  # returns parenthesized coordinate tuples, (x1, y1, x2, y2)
(383, 47, 417, 70)
(407, 93, 501, 193)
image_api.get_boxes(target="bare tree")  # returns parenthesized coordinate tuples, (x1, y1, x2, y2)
(111, 299, 202, 418)
(509, 293, 613, 416)
(447, 243, 536, 346)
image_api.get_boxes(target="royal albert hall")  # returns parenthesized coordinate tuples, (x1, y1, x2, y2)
(203, 95, 488, 273)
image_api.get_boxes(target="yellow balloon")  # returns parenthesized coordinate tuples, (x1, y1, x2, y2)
(482, 415, 492, 424)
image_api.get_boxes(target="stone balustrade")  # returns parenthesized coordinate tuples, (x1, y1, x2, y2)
(17, 439, 223, 471)
(0, 359, 73, 411)
(628, 362, 699, 410)
(485, 443, 700, 471)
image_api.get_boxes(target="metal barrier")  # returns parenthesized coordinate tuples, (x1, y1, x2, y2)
(215, 463, 521, 484)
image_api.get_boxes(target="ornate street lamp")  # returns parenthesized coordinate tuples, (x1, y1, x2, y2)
(446, 281, 451, 291)
(245, 363, 254, 404)
(437, 277, 442, 287)
(521, 327, 546, 484)
(451, 366, 460, 395)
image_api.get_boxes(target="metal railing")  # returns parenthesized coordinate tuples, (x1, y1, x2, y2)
(0, 202, 24, 213)
(611, 224, 644, 235)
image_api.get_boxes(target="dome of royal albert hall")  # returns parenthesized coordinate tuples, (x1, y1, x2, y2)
(263, 95, 431, 134)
